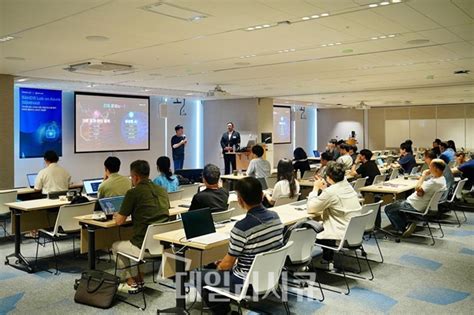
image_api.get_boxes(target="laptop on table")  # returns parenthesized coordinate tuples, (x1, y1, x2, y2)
(26, 173, 37, 188)
(98, 196, 125, 218)
(181, 208, 229, 245)
(83, 178, 103, 197)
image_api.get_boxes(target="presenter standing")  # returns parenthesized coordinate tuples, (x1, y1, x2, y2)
(220, 122, 241, 174)
(171, 125, 187, 170)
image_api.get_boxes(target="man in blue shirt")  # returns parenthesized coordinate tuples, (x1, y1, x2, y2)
(394, 142, 417, 174)
(439, 142, 455, 163)
(171, 125, 187, 170)
(194, 177, 284, 314)
(453, 157, 474, 190)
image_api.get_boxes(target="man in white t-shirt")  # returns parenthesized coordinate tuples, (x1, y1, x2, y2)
(385, 159, 447, 237)
(336, 144, 353, 170)
(34, 150, 71, 194)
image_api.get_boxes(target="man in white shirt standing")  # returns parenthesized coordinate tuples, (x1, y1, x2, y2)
(34, 150, 71, 194)
(385, 159, 447, 237)
(336, 144, 353, 170)
(246, 144, 271, 179)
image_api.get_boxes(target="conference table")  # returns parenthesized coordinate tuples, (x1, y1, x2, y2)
(0, 182, 83, 201)
(75, 199, 190, 270)
(360, 177, 419, 204)
(153, 200, 313, 314)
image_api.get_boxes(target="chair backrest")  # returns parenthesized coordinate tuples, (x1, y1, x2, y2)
(422, 189, 447, 214)
(211, 208, 234, 223)
(265, 176, 278, 189)
(352, 177, 368, 194)
(360, 200, 383, 232)
(410, 166, 420, 175)
(373, 174, 386, 185)
(168, 190, 183, 202)
(452, 179, 468, 201)
(302, 170, 316, 180)
(240, 241, 293, 298)
(274, 194, 300, 207)
(53, 201, 96, 235)
(140, 219, 183, 260)
(339, 211, 373, 249)
(389, 168, 399, 180)
(228, 200, 246, 216)
(0, 190, 18, 215)
(286, 228, 317, 264)
(180, 184, 200, 200)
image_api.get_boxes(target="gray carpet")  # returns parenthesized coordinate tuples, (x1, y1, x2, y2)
(0, 209, 473, 314)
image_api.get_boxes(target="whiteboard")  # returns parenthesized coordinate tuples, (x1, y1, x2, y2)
(385, 120, 409, 148)
(436, 119, 465, 148)
(410, 119, 436, 148)
(466, 119, 474, 150)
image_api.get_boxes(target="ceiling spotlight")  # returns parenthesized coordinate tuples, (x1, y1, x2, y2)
(335, 42, 341, 45)
(16, 78, 29, 82)
(320, 13, 329, 17)
(380, 1, 390, 5)
(255, 26, 262, 29)
(246, 27, 254, 31)
(289, 48, 296, 52)
(263, 24, 271, 28)
(379, 35, 387, 38)
(328, 43, 334, 46)
(388, 34, 396, 37)
(369, 4, 378, 7)
(302, 17, 310, 20)
(371, 37, 378, 40)
(86, 83, 95, 88)
(392, 0, 402, 2)
(0, 36, 15, 42)
(311, 15, 319, 18)
(321, 44, 327, 47)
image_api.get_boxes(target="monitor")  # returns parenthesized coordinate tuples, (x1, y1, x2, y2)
(98, 196, 125, 215)
(313, 150, 320, 157)
(175, 169, 203, 183)
(376, 158, 384, 167)
(27, 173, 37, 188)
(181, 208, 215, 240)
(273, 106, 291, 144)
(83, 178, 103, 195)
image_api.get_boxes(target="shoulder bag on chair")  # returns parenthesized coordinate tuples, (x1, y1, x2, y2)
(74, 270, 120, 309)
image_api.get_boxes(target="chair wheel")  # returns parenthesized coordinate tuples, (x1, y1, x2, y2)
(395, 239, 401, 243)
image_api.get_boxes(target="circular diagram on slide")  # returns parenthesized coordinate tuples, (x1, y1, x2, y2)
(120, 111, 148, 145)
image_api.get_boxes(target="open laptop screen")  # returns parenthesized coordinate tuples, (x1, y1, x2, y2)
(181, 208, 215, 239)
(98, 196, 125, 215)
(27, 173, 37, 188)
(83, 178, 103, 195)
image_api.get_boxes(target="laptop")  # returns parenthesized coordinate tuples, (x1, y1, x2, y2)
(181, 208, 229, 245)
(98, 196, 125, 217)
(313, 150, 320, 157)
(27, 173, 37, 188)
(376, 158, 384, 167)
(83, 178, 103, 197)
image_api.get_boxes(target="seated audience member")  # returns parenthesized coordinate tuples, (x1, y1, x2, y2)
(307, 162, 362, 263)
(266, 159, 300, 206)
(326, 139, 340, 160)
(112, 160, 169, 292)
(34, 150, 71, 194)
(316, 152, 333, 178)
(246, 144, 271, 178)
(447, 140, 457, 153)
(336, 143, 353, 170)
(189, 164, 229, 212)
(404, 139, 414, 153)
(394, 142, 417, 174)
(385, 159, 447, 237)
(425, 150, 454, 201)
(349, 145, 358, 163)
(453, 155, 474, 190)
(454, 152, 467, 168)
(98, 156, 131, 198)
(350, 149, 381, 186)
(439, 142, 455, 163)
(153, 156, 180, 192)
(195, 177, 284, 314)
(292, 147, 311, 177)
(432, 138, 441, 156)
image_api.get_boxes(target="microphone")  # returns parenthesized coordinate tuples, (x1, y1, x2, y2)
(183, 134, 186, 139)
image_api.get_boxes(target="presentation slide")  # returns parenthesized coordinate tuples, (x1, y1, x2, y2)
(75, 93, 150, 153)
(20, 88, 62, 158)
(273, 106, 291, 144)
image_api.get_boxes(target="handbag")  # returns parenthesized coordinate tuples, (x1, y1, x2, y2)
(74, 270, 120, 309)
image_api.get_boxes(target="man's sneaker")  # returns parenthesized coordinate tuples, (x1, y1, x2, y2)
(402, 222, 417, 237)
(185, 285, 201, 303)
(118, 282, 140, 295)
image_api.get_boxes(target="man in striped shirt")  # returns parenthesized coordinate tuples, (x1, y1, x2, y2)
(195, 177, 284, 314)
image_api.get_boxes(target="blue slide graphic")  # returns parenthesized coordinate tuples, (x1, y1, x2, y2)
(20, 88, 62, 158)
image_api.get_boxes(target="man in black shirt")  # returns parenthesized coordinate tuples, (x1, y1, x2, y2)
(189, 164, 229, 212)
(171, 125, 187, 171)
(350, 149, 381, 186)
(220, 122, 241, 175)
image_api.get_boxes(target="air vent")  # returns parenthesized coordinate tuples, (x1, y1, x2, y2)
(64, 61, 134, 75)
(454, 70, 470, 75)
(142, 2, 208, 21)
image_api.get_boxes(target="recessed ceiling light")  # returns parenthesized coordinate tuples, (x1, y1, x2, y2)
(392, 0, 402, 3)
(5, 56, 25, 61)
(371, 37, 378, 40)
(190, 15, 205, 21)
(328, 43, 334, 46)
(321, 44, 327, 47)
(246, 27, 255, 31)
(263, 24, 271, 28)
(85, 35, 109, 42)
(143, 88, 151, 92)
(380, 1, 390, 5)
(0, 36, 15, 42)
(185, 92, 194, 96)
(16, 78, 29, 82)
(289, 48, 296, 52)
(86, 83, 95, 88)
(320, 13, 329, 17)
(335, 42, 341, 45)
(379, 35, 387, 39)
(388, 34, 396, 38)
(302, 17, 310, 20)
(369, 4, 378, 7)
(311, 15, 319, 18)
(255, 26, 262, 29)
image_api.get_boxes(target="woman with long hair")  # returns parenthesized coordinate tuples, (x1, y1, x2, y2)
(265, 159, 300, 206)
(293, 147, 311, 177)
(153, 156, 180, 192)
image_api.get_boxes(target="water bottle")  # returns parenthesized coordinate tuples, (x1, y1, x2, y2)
(296, 169, 301, 180)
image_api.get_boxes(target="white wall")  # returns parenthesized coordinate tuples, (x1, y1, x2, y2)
(317, 108, 365, 151)
(13, 89, 203, 187)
